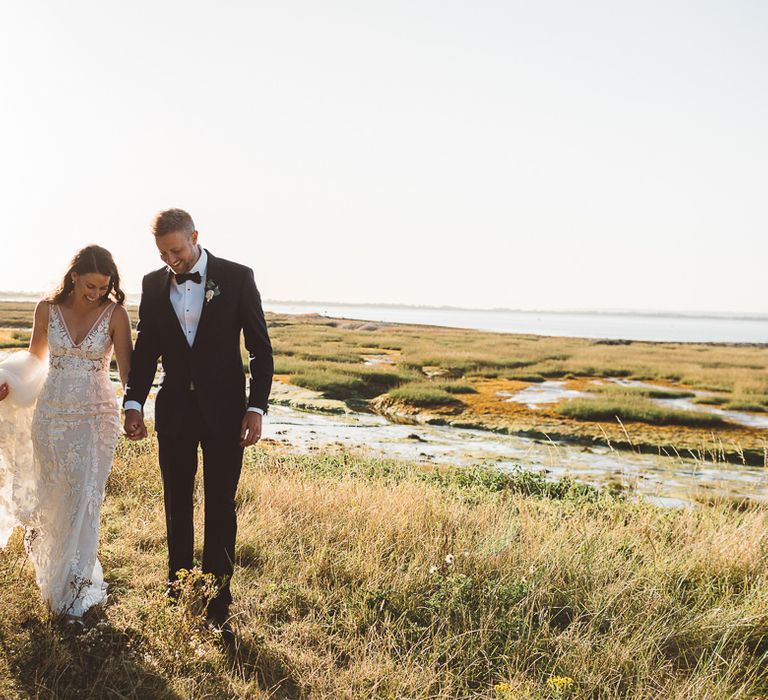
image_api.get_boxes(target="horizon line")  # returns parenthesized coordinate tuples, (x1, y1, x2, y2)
(0, 290, 765, 321)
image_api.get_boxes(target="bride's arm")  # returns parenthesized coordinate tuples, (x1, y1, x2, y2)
(111, 304, 133, 389)
(0, 301, 48, 405)
(28, 301, 50, 361)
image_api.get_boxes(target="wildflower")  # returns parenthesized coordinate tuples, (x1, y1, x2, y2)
(445, 553, 455, 565)
(429, 565, 438, 575)
(546, 676, 575, 695)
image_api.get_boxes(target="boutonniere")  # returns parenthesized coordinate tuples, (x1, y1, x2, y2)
(204, 278, 221, 304)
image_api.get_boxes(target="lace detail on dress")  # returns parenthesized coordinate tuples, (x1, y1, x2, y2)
(21, 301, 120, 615)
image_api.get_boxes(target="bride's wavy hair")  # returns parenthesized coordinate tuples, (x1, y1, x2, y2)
(48, 245, 126, 306)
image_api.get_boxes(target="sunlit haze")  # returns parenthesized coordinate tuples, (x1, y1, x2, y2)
(1, 1, 766, 313)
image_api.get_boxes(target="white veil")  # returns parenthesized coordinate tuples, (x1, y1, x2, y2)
(0, 351, 48, 546)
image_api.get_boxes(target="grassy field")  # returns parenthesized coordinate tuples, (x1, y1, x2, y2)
(2, 302, 767, 463)
(1, 436, 768, 698)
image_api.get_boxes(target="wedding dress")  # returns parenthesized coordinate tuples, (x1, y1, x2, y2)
(0, 302, 120, 616)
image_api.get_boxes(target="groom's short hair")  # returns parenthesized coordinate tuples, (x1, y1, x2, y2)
(153, 209, 195, 238)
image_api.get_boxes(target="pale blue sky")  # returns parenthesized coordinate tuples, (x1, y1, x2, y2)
(1, 1, 766, 313)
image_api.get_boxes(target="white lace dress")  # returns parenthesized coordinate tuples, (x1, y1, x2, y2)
(0, 302, 120, 616)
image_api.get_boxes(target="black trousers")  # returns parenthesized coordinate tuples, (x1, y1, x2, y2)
(157, 391, 244, 616)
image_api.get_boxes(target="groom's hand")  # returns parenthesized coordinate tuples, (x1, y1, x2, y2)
(124, 409, 147, 440)
(240, 412, 262, 447)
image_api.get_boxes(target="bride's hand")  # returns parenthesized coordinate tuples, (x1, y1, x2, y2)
(0, 383, 8, 401)
(123, 409, 147, 440)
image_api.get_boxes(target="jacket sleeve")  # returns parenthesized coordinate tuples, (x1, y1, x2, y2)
(239, 267, 273, 413)
(124, 277, 161, 408)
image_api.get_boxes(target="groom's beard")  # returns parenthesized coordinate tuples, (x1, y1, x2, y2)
(168, 245, 201, 275)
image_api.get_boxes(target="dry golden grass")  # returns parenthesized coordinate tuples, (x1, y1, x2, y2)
(1, 436, 768, 698)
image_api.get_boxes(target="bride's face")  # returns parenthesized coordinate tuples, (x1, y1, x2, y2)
(72, 273, 111, 304)
(156, 230, 200, 275)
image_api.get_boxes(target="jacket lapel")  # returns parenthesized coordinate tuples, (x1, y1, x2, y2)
(193, 249, 218, 349)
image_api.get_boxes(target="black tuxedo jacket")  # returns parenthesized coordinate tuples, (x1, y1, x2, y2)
(125, 250, 273, 435)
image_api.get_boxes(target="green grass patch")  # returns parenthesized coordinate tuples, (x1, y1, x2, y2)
(386, 385, 465, 408)
(273, 355, 316, 374)
(724, 400, 768, 413)
(590, 384, 696, 400)
(433, 382, 477, 394)
(692, 395, 729, 406)
(269, 450, 603, 502)
(501, 371, 546, 383)
(557, 397, 726, 428)
(291, 371, 366, 399)
(289, 364, 412, 400)
(295, 351, 361, 364)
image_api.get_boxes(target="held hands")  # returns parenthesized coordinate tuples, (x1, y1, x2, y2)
(240, 411, 263, 448)
(123, 408, 148, 441)
(0, 383, 8, 402)
(123, 407, 260, 445)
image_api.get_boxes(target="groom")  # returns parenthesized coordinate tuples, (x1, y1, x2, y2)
(123, 208, 273, 636)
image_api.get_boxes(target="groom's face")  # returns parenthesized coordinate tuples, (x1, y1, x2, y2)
(156, 230, 199, 274)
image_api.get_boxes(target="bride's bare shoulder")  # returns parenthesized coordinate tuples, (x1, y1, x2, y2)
(33, 300, 51, 325)
(109, 302, 130, 325)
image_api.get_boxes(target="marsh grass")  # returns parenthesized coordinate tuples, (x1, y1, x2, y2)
(692, 395, 730, 406)
(385, 385, 465, 408)
(259, 312, 768, 408)
(0, 302, 41, 328)
(724, 396, 768, 413)
(588, 384, 696, 400)
(557, 396, 727, 428)
(382, 380, 477, 408)
(2, 437, 768, 698)
(290, 370, 366, 398)
(290, 365, 412, 401)
(6, 302, 764, 418)
(0, 329, 31, 349)
(436, 382, 478, 394)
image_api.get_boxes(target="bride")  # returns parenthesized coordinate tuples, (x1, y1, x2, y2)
(0, 245, 132, 628)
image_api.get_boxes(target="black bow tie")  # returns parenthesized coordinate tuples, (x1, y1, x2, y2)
(174, 271, 201, 284)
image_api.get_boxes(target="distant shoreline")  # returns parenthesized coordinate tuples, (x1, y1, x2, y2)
(0, 291, 764, 322)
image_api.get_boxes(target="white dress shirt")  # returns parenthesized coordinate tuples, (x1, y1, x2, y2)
(171, 246, 208, 347)
(125, 246, 264, 416)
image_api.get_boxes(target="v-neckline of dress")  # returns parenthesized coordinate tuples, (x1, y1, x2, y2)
(56, 302, 113, 348)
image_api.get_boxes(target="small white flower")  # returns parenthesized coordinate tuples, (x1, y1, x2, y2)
(445, 553, 455, 566)
(205, 290, 214, 302)
(429, 565, 439, 574)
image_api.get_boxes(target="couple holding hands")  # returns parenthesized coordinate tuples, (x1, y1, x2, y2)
(0, 208, 273, 641)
